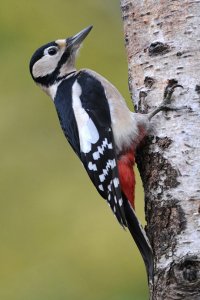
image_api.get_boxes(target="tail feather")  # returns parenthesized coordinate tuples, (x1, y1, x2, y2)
(123, 195, 154, 282)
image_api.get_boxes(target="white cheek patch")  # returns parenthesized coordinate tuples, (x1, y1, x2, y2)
(32, 49, 64, 78)
(72, 80, 99, 153)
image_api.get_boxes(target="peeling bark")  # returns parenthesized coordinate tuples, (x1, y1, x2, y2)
(120, 0, 200, 299)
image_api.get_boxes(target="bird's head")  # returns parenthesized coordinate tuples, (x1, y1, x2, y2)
(29, 25, 93, 87)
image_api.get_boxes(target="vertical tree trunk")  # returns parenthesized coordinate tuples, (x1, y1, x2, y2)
(120, 0, 200, 299)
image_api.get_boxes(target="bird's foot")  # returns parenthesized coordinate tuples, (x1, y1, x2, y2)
(148, 79, 185, 120)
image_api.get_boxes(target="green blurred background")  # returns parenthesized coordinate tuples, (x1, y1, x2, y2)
(0, 0, 148, 299)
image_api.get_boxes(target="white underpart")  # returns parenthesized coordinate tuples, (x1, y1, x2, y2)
(72, 80, 99, 153)
(41, 81, 61, 100)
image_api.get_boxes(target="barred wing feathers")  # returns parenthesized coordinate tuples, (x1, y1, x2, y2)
(72, 74, 127, 227)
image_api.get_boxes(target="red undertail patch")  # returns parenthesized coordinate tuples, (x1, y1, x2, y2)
(117, 150, 136, 209)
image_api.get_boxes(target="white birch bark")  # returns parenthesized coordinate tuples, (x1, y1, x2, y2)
(120, 0, 200, 299)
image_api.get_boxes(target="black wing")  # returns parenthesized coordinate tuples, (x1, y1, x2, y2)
(54, 71, 126, 226)
(75, 71, 127, 227)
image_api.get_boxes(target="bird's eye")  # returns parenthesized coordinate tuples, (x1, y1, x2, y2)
(47, 47, 58, 56)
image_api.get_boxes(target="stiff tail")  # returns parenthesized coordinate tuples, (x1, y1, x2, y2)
(123, 196, 154, 282)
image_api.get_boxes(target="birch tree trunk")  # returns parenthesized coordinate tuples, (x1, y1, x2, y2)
(120, 0, 200, 299)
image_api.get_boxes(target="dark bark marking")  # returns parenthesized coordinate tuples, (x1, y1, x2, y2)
(136, 139, 185, 260)
(137, 91, 149, 113)
(184, 30, 193, 35)
(122, 15, 129, 21)
(144, 76, 155, 88)
(182, 54, 193, 58)
(156, 137, 173, 150)
(121, 3, 133, 22)
(195, 85, 200, 94)
(154, 256, 200, 299)
(121, 3, 132, 13)
(137, 142, 180, 191)
(182, 260, 198, 282)
(167, 78, 178, 87)
(168, 256, 200, 291)
(125, 33, 129, 45)
(143, 64, 154, 70)
(164, 166, 180, 189)
(177, 51, 183, 57)
(186, 15, 195, 19)
(140, 12, 151, 17)
(148, 42, 170, 56)
(147, 201, 186, 259)
(139, 91, 147, 99)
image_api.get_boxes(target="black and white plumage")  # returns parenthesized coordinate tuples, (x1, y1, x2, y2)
(54, 71, 126, 226)
(29, 26, 153, 280)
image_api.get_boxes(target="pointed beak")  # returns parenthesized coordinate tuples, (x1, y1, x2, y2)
(67, 25, 93, 49)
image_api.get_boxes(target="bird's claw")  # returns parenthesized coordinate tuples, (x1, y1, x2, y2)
(148, 81, 184, 120)
(163, 83, 184, 106)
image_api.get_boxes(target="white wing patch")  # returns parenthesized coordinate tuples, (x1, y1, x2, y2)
(72, 80, 99, 153)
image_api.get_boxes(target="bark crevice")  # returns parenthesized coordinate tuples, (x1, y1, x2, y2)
(154, 256, 200, 299)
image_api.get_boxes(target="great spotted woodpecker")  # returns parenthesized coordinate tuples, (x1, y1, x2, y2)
(29, 26, 181, 280)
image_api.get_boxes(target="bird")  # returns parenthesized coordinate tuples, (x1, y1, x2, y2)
(29, 25, 181, 281)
